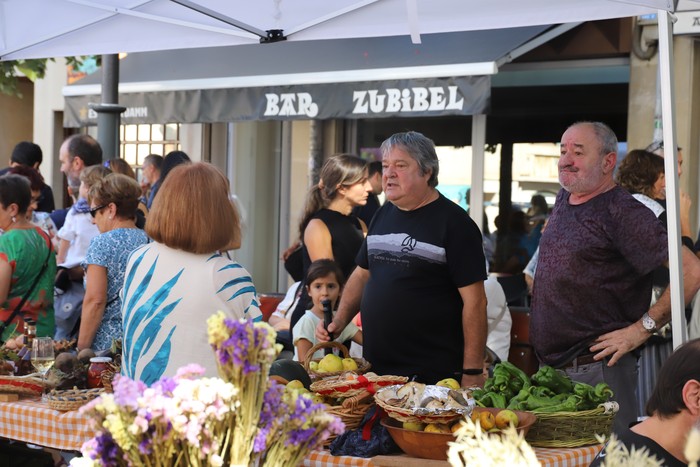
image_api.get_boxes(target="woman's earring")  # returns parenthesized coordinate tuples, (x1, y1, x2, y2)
(11, 216, 16, 223)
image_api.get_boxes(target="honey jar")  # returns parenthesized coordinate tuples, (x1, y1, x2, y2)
(87, 357, 112, 389)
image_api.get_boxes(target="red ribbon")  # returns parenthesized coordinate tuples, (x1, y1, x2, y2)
(356, 375, 377, 395)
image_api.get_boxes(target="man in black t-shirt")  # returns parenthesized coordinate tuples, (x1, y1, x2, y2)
(590, 338, 700, 467)
(316, 131, 488, 387)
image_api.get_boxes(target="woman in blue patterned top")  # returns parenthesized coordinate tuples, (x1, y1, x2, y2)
(79, 173, 149, 352)
(121, 163, 262, 384)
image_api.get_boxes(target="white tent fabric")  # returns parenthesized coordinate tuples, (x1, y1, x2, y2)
(0, 0, 692, 347)
(0, 0, 676, 60)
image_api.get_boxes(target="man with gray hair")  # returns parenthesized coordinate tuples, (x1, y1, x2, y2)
(531, 121, 700, 433)
(316, 131, 488, 387)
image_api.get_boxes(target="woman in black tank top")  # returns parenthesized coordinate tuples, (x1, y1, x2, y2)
(288, 155, 373, 339)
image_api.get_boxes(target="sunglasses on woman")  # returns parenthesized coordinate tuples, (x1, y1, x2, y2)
(89, 204, 107, 218)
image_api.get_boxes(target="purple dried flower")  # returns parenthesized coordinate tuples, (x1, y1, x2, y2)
(111, 375, 146, 410)
(95, 433, 119, 465)
(287, 427, 317, 447)
(151, 376, 178, 395)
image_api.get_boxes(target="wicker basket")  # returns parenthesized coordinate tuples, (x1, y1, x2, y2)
(311, 373, 408, 399)
(375, 396, 463, 425)
(324, 391, 375, 443)
(0, 375, 45, 395)
(303, 341, 370, 380)
(100, 361, 121, 393)
(44, 387, 104, 411)
(525, 401, 619, 447)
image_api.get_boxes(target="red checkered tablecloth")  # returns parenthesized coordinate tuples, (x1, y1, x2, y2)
(0, 396, 93, 451)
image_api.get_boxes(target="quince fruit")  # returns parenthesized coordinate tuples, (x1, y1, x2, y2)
(402, 421, 425, 431)
(495, 409, 519, 429)
(317, 354, 343, 373)
(341, 358, 358, 371)
(424, 423, 451, 434)
(286, 379, 305, 390)
(435, 378, 460, 390)
(309, 361, 319, 372)
(311, 393, 327, 404)
(477, 411, 496, 431)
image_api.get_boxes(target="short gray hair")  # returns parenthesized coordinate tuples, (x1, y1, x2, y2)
(380, 131, 439, 187)
(568, 121, 618, 157)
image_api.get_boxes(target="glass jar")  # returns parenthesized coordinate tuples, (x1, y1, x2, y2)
(87, 357, 112, 389)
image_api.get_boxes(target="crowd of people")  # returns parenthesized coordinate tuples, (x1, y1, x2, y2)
(2, 123, 700, 465)
(0, 135, 249, 367)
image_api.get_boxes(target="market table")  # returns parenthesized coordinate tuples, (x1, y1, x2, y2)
(0, 396, 91, 451)
(303, 444, 603, 467)
(0, 396, 603, 466)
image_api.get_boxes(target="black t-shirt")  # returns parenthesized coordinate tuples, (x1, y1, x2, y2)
(590, 428, 687, 467)
(357, 194, 486, 383)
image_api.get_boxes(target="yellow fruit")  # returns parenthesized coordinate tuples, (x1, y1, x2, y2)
(311, 393, 326, 404)
(342, 358, 358, 371)
(309, 361, 319, 372)
(478, 411, 496, 431)
(402, 421, 425, 431)
(450, 421, 463, 433)
(495, 409, 519, 429)
(435, 378, 460, 390)
(317, 354, 343, 373)
(470, 410, 479, 424)
(424, 423, 451, 434)
(286, 380, 305, 390)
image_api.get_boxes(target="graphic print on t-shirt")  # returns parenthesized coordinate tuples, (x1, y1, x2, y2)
(367, 233, 446, 267)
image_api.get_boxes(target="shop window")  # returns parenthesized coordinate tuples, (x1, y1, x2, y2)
(120, 123, 181, 169)
(86, 124, 181, 180)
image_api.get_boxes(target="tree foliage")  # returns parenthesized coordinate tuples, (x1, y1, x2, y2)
(0, 56, 97, 97)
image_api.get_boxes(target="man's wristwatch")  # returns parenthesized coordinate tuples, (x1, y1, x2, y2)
(641, 312, 657, 333)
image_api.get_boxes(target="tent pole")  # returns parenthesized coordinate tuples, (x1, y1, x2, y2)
(470, 114, 486, 235)
(657, 10, 687, 348)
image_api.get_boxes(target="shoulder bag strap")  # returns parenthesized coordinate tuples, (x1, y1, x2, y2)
(0, 237, 53, 344)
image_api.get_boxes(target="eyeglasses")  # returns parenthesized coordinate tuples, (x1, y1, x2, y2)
(89, 204, 107, 218)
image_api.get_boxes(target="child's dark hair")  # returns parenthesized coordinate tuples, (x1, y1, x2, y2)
(305, 259, 345, 287)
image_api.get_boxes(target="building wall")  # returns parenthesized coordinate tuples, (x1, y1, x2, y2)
(0, 79, 34, 168)
(33, 58, 67, 206)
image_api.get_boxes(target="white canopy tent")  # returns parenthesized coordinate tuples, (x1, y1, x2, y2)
(0, 0, 691, 346)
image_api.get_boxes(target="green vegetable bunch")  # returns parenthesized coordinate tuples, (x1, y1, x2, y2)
(472, 363, 614, 414)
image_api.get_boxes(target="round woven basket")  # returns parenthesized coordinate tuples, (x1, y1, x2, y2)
(525, 402, 619, 447)
(375, 395, 463, 425)
(44, 387, 104, 411)
(0, 375, 45, 395)
(311, 374, 408, 399)
(303, 341, 370, 380)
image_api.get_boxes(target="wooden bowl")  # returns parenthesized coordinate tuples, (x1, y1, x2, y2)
(381, 408, 537, 461)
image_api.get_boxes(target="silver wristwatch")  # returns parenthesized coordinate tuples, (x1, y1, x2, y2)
(641, 312, 657, 333)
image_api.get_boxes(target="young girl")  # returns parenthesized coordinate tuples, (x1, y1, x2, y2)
(293, 259, 362, 361)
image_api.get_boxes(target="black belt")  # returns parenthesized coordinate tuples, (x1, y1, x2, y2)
(563, 352, 598, 369)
